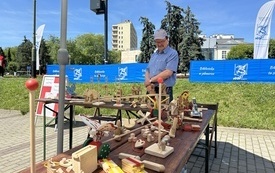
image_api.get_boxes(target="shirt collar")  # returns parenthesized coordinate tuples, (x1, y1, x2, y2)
(156, 46, 169, 54)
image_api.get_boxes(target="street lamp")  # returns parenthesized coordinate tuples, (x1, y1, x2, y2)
(32, 0, 37, 78)
(90, 0, 108, 64)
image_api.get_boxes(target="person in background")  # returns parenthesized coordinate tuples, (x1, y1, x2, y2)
(0, 55, 5, 77)
(144, 29, 179, 102)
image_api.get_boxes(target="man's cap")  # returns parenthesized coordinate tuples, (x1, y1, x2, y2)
(154, 29, 167, 40)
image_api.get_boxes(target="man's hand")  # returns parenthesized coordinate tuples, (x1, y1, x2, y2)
(144, 79, 151, 87)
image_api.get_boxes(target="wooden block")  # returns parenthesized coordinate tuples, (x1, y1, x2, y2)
(122, 157, 146, 173)
(98, 159, 124, 173)
(72, 145, 98, 173)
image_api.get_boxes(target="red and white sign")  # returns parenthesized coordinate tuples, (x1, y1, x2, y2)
(36, 75, 61, 117)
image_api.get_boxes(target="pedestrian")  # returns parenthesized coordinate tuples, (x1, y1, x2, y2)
(144, 29, 179, 102)
(0, 55, 5, 77)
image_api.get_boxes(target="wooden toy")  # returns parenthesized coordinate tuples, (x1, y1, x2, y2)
(122, 157, 146, 173)
(72, 145, 98, 173)
(25, 78, 39, 173)
(169, 117, 178, 138)
(145, 78, 174, 158)
(98, 159, 124, 173)
(118, 153, 165, 172)
(136, 110, 152, 125)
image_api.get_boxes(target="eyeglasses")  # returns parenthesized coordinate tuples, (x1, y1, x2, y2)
(155, 39, 167, 44)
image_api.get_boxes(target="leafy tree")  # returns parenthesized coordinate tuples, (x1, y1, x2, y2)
(139, 17, 155, 63)
(108, 50, 121, 64)
(227, 44, 253, 59)
(6, 61, 19, 74)
(161, 1, 184, 52)
(38, 39, 51, 74)
(74, 33, 104, 64)
(67, 39, 79, 64)
(17, 36, 32, 71)
(268, 39, 275, 59)
(178, 6, 204, 72)
(4, 47, 17, 62)
(46, 35, 60, 64)
(7, 48, 11, 65)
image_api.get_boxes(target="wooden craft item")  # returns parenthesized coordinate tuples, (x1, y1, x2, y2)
(145, 78, 174, 158)
(72, 145, 98, 173)
(169, 117, 178, 138)
(183, 116, 202, 122)
(136, 111, 151, 125)
(98, 159, 124, 173)
(98, 143, 111, 159)
(182, 123, 201, 132)
(135, 139, 145, 148)
(118, 153, 165, 172)
(122, 157, 146, 173)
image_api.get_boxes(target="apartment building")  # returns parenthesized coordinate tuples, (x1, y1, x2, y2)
(112, 20, 138, 51)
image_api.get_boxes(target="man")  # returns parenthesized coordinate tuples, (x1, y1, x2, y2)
(144, 29, 179, 102)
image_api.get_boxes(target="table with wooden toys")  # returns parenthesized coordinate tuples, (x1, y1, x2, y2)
(23, 78, 216, 173)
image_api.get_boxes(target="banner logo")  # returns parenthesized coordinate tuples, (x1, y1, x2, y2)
(233, 64, 248, 80)
(118, 67, 128, 80)
(255, 24, 268, 40)
(73, 68, 82, 80)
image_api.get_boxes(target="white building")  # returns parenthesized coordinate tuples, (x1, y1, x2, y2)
(121, 50, 141, 63)
(201, 34, 246, 60)
(112, 20, 138, 51)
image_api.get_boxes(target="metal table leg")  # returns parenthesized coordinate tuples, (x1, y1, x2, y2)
(205, 124, 209, 173)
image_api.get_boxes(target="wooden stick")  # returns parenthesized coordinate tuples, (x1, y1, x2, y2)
(158, 83, 162, 144)
(103, 125, 147, 143)
(183, 116, 202, 122)
(29, 91, 36, 173)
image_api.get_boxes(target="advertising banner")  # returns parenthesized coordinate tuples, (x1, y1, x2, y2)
(46, 63, 148, 83)
(190, 59, 275, 83)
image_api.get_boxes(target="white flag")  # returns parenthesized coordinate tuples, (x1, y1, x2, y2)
(36, 24, 46, 70)
(254, 1, 275, 59)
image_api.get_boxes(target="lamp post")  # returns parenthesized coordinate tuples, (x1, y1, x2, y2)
(90, 0, 108, 64)
(32, 0, 37, 78)
(104, 0, 108, 64)
(57, 0, 69, 154)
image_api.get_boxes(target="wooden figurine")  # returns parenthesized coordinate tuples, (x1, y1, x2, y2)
(169, 117, 178, 138)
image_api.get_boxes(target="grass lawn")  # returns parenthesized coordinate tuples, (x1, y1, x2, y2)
(0, 76, 274, 130)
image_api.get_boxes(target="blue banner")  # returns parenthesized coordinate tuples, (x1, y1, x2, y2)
(46, 63, 148, 83)
(190, 59, 275, 83)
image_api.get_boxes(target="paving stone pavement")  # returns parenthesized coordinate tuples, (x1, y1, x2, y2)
(0, 109, 274, 173)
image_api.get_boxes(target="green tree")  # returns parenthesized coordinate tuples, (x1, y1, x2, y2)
(108, 50, 121, 64)
(268, 39, 275, 59)
(38, 39, 51, 74)
(6, 61, 19, 74)
(67, 39, 78, 64)
(178, 6, 204, 72)
(46, 35, 60, 64)
(227, 44, 253, 60)
(17, 36, 32, 71)
(139, 17, 155, 63)
(161, 1, 184, 52)
(74, 33, 104, 64)
(4, 47, 17, 62)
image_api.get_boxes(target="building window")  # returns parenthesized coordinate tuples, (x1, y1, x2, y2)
(222, 51, 227, 60)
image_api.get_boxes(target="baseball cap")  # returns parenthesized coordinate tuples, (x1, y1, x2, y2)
(154, 29, 167, 40)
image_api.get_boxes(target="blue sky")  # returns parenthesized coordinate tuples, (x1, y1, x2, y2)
(0, 0, 272, 49)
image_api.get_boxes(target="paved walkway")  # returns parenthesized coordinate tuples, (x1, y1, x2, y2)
(0, 109, 274, 173)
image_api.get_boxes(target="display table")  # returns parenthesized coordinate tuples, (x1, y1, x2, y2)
(21, 107, 215, 173)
